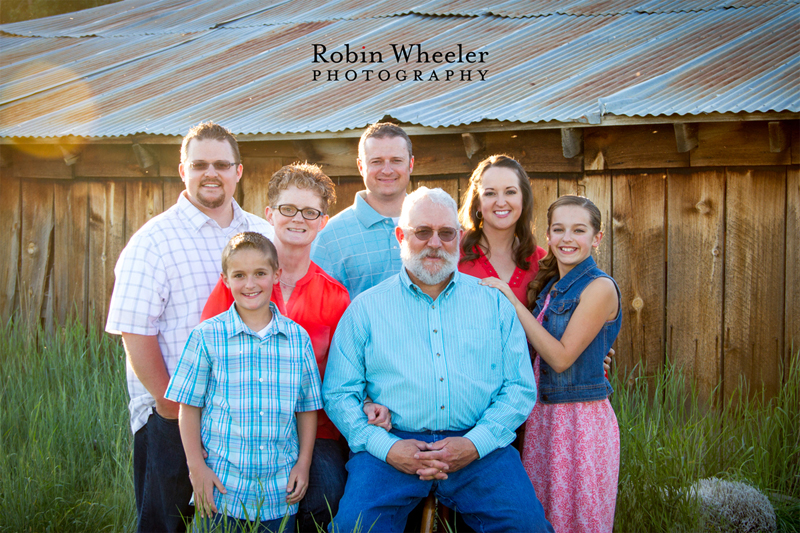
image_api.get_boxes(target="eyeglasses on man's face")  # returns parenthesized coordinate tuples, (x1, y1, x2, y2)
(188, 160, 238, 171)
(403, 225, 459, 242)
(275, 204, 324, 220)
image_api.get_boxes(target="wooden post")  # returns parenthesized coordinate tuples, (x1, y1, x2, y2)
(561, 128, 583, 159)
(461, 132, 485, 159)
(674, 123, 699, 153)
(768, 121, 787, 153)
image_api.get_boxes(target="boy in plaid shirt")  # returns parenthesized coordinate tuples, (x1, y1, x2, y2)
(166, 232, 322, 531)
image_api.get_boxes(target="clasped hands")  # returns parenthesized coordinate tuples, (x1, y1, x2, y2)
(386, 437, 479, 481)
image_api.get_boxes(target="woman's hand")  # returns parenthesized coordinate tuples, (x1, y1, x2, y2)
(480, 277, 522, 307)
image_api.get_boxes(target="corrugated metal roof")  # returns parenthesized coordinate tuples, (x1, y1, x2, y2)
(0, 0, 797, 138)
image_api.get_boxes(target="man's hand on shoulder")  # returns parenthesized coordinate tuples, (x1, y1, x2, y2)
(414, 437, 479, 474)
(386, 439, 448, 481)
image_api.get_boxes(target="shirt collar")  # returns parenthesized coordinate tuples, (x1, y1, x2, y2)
(399, 267, 459, 301)
(353, 191, 395, 229)
(225, 301, 289, 339)
(551, 256, 598, 295)
(177, 192, 248, 233)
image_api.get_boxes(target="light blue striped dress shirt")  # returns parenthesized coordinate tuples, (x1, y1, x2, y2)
(165, 303, 323, 521)
(310, 191, 403, 299)
(323, 269, 537, 462)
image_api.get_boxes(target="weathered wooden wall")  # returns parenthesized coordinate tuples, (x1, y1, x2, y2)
(1, 119, 798, 401)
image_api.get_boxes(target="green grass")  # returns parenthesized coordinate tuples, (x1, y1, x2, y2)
(612, 354, 800, 532)
(1, 316, 797, 532)
(0, 318, 135, 532)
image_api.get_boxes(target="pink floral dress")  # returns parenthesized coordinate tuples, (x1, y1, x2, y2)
(522, 294, 620, 533)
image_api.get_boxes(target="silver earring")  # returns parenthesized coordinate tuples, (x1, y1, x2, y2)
(475, 210, 483, 220)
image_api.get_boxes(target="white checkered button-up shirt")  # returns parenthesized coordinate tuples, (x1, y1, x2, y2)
(106, 193, 275, 433)
(165, 303, 323, 521)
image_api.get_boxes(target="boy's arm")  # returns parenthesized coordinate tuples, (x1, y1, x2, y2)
(286, 410, 317, 504)
(179, 404, 226, 517)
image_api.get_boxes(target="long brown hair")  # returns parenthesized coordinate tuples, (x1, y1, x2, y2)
(528, 195, 602, 306)
(458, 155, 536, 269)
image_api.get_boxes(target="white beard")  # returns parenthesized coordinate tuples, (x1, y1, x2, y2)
(401, 240, 459, 286)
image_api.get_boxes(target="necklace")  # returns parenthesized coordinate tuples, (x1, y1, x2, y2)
(280, 279, 297, 289)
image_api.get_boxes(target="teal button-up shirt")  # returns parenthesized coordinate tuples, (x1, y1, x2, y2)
(323, 269, 536, 462)
(310, 191, 403, 299)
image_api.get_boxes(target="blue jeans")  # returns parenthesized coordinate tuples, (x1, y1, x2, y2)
(196, 513, 296, 533)
(297, 438, 348, 532)
(133, 411, 194, 533)
(332, 430, 553, 533)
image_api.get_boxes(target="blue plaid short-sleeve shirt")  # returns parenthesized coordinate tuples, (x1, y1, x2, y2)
(165, 303, 323, 521)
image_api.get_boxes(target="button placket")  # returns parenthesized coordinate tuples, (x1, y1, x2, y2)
(429, 301, 448, 428)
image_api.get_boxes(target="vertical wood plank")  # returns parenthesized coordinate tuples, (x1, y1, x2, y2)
(328, 177, 363, 217)
(786, 168, 800, 373)
(666, 170, 725, 402)
(53, 181, 89, 326)
(413, 175, 461, 204)
(20, 181, 54, 328)
(163, 179, 185, 210)
(559, 173, 613, 274)
(88, 182, 126, 331)
(612, 172, 666, 374)
(530, 175, 559, 255)
(125, 180, 163, 241)
(241, 157, 284, 220)
(724, 169, 785, 400)
(0, 175, 21, 323)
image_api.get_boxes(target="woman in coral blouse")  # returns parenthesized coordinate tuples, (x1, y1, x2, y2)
(458, 154, 547, 307)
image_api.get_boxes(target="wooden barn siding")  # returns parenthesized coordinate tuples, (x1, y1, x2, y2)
(1, 119, 798, 400)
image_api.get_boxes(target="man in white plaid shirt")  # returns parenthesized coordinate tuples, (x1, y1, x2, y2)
(106, 122, 274, 533)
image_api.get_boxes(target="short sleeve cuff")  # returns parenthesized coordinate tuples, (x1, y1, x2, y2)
(365, 429, 402, 462)
(464, 425, 499, 459)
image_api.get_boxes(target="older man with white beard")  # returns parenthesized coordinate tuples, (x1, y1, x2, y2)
(322, 187, 553, 532)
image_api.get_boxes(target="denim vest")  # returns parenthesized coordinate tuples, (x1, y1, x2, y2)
(532, 256, 621, 404)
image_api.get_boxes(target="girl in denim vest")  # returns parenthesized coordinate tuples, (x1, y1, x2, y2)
(482, 195, 621, 532)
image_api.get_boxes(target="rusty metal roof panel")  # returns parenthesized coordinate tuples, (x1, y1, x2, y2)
(0, 1, 797, 138)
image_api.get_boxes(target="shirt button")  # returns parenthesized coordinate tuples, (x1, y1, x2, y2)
(259, 445, 265, 450)
(259, 378, 264, 383)
(440, 405, 445, 410)
(433, 329, 438, 333)
(431, 304, 436, 309)
(436, 353, 441, 357)
(260, 411, 264, 416)
(439, 377, 444, 382)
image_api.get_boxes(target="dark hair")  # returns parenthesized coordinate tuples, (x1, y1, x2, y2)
(458, 154, 536, 269)
(528, 195, 602, 306)
(181, 121, 240, 165)
(221, 232, 279, 273)
(268, 162, 337, 214)
(358, 122, 413, 160)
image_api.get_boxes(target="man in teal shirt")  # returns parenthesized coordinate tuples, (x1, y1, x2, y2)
(323, 187, 553, 532)
(310, 123, 412, 298)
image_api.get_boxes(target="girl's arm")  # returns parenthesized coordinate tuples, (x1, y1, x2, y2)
(286, 410, 317, 504)
(179, 403, 226, 517)
(482, 277, 618, 373)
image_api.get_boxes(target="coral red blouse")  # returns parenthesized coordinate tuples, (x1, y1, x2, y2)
(201, 261, 350, 440)
(458, 245, 547, 309)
